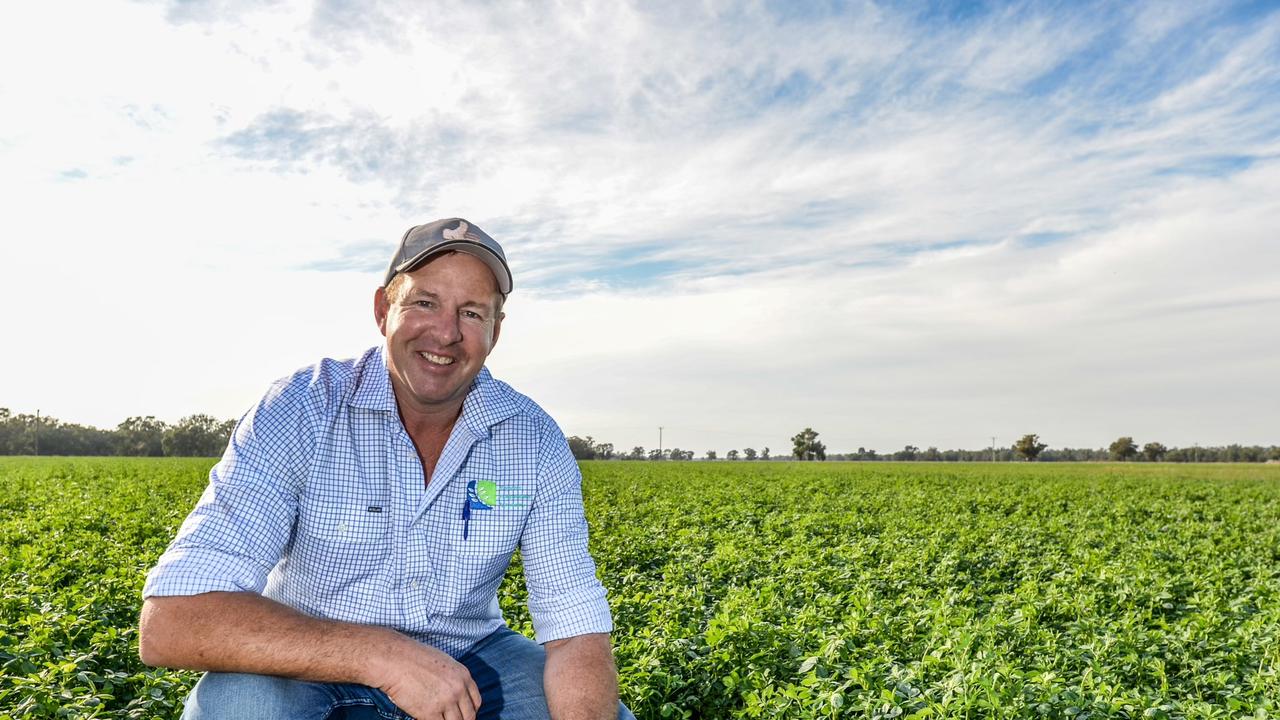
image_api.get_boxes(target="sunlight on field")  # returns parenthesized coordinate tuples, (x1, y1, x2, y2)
(2, 458, 1278, 718)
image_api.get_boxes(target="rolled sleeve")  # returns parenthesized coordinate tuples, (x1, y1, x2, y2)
(143, 375, 316, 599)
(519, 423, 613, 643)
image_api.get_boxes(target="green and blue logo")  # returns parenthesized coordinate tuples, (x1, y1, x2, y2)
(467, 479, 531, 510)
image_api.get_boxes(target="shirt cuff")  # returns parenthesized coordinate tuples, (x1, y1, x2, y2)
(530, 584, 614, 644)
(142, 544, 271, 598)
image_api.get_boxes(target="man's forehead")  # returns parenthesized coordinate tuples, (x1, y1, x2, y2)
(395, 258, 503, 310)
(403, 286, 489, 302)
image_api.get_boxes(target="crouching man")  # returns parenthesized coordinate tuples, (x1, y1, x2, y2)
(140, 218, 634, 720)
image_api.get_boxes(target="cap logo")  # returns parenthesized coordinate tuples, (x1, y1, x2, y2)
(443, 221, 469, 241)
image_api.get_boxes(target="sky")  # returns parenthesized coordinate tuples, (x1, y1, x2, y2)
(2, 0, 1278, 455)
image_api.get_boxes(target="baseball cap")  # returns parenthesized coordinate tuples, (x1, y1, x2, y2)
(383, 218, 513, 295)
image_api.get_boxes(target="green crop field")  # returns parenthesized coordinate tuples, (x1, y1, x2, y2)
(2, 458, 1278, 719)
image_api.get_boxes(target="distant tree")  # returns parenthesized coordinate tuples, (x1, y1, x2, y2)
(761, 446, 770, 460)
(1109, 436, 1138, 461)
(163, 414, 234, 457)
(647, 448, 665, 461)
(596, 442, 615, 460)
(1013, 434, 1048, 461)
(922, 446, 942, 461)
(727, 449, 739, 461)
(668, 447, 692, 461)
(791, 428, 826, 461)
(115, 416, 167, 456)
(893, 445, 920, 461)
(566, 436, 596, 460)
(627, 446, 645, 460)
(0, 409, 37, 454)
(39, 419, 115, 455)
(705, 450, 717, 461)
(1224, 444, 1262, 462)
(742, 447, 757, 461)
(1142, 442, 1168, 462)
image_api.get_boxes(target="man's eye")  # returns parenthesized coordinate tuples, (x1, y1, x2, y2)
(415, 300, 434, 308)
(462, 310, 484, 321)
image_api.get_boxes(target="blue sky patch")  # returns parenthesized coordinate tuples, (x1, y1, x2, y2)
(300, 240, 388, 273)
(1020, 232, 1073, 248)
(1155, 155, 1257, 178)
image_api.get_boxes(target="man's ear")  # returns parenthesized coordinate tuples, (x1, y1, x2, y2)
(373, 286, 390, 336)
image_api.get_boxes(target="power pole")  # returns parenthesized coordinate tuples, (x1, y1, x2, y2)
(658, 426, 664, 458)
(34, 409, 40, 456)
(990, 436, 996, 463)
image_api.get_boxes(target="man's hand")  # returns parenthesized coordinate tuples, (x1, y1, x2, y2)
(140, 592, 480, 718)
(370, 631, 482, 720)
(543, 633, 618, 720)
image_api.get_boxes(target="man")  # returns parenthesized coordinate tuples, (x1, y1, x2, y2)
(140, 219, 633, 720)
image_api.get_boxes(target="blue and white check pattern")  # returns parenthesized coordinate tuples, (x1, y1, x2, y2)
(143, 346, 613, 658)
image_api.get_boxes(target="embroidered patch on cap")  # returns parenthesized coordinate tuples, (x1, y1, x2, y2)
(443, 220, 469, 241)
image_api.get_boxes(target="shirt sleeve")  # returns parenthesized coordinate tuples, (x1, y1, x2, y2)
(519, 419, 614, 643)
(142, 375, 318, 599)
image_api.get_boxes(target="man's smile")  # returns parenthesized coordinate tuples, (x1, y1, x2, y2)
(418, 351, 455, 366)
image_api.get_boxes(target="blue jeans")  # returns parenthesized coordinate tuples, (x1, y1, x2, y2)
(180, 628, 636, 720)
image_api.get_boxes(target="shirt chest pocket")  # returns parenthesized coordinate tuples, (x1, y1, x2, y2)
(429, 530, 519, 619)
(419, 504, 526, 618)
(298, 503, 391, 544)
(292, 500, 392, 600)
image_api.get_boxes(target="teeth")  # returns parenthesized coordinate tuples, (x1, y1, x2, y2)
(419, 351, 454, 366)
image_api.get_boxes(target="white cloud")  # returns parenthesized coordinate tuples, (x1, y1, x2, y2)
(1, 0, 1277, 454)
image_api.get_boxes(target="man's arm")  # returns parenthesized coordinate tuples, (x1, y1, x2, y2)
(139, 591, 482, 720)
(543, 633, 619, 720)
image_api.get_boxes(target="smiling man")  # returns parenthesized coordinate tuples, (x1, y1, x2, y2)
(139, 219, 632, 720)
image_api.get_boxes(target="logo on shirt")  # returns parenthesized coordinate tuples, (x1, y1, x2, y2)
(468, 479, 496, 510)
(467, 479, 531, 510)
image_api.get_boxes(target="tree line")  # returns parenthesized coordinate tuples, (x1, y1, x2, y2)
(5, 410, 1276, 463)
(568, 430, 1280, 463)
(0, 409, 235, 457)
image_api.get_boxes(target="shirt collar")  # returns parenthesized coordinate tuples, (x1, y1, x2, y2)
(349, 346, 399, 413)
(350, 346, 519, 434)
(457, 366, 520, 438)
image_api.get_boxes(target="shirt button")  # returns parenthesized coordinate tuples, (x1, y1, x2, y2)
(411, 580, 420, 589)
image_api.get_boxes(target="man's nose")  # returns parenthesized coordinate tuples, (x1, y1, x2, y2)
(427, 309, 463, 344)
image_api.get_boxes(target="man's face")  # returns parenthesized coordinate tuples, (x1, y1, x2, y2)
(375, 252, 504, 420)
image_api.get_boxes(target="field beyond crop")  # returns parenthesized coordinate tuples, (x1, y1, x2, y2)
(1, 458, 1278, 718)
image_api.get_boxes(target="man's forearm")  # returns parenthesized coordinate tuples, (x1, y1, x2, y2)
(140, 592, 482, 717)
(543, 633, 619, 720)
(139, 591, 401, 685)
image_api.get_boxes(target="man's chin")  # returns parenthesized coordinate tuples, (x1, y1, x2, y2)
(407, 378, 471, 408)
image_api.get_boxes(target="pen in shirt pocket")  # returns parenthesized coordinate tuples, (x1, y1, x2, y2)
(462, 497, 470, 540)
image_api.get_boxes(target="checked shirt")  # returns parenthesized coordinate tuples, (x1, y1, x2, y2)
(143, 346, 613, 657)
